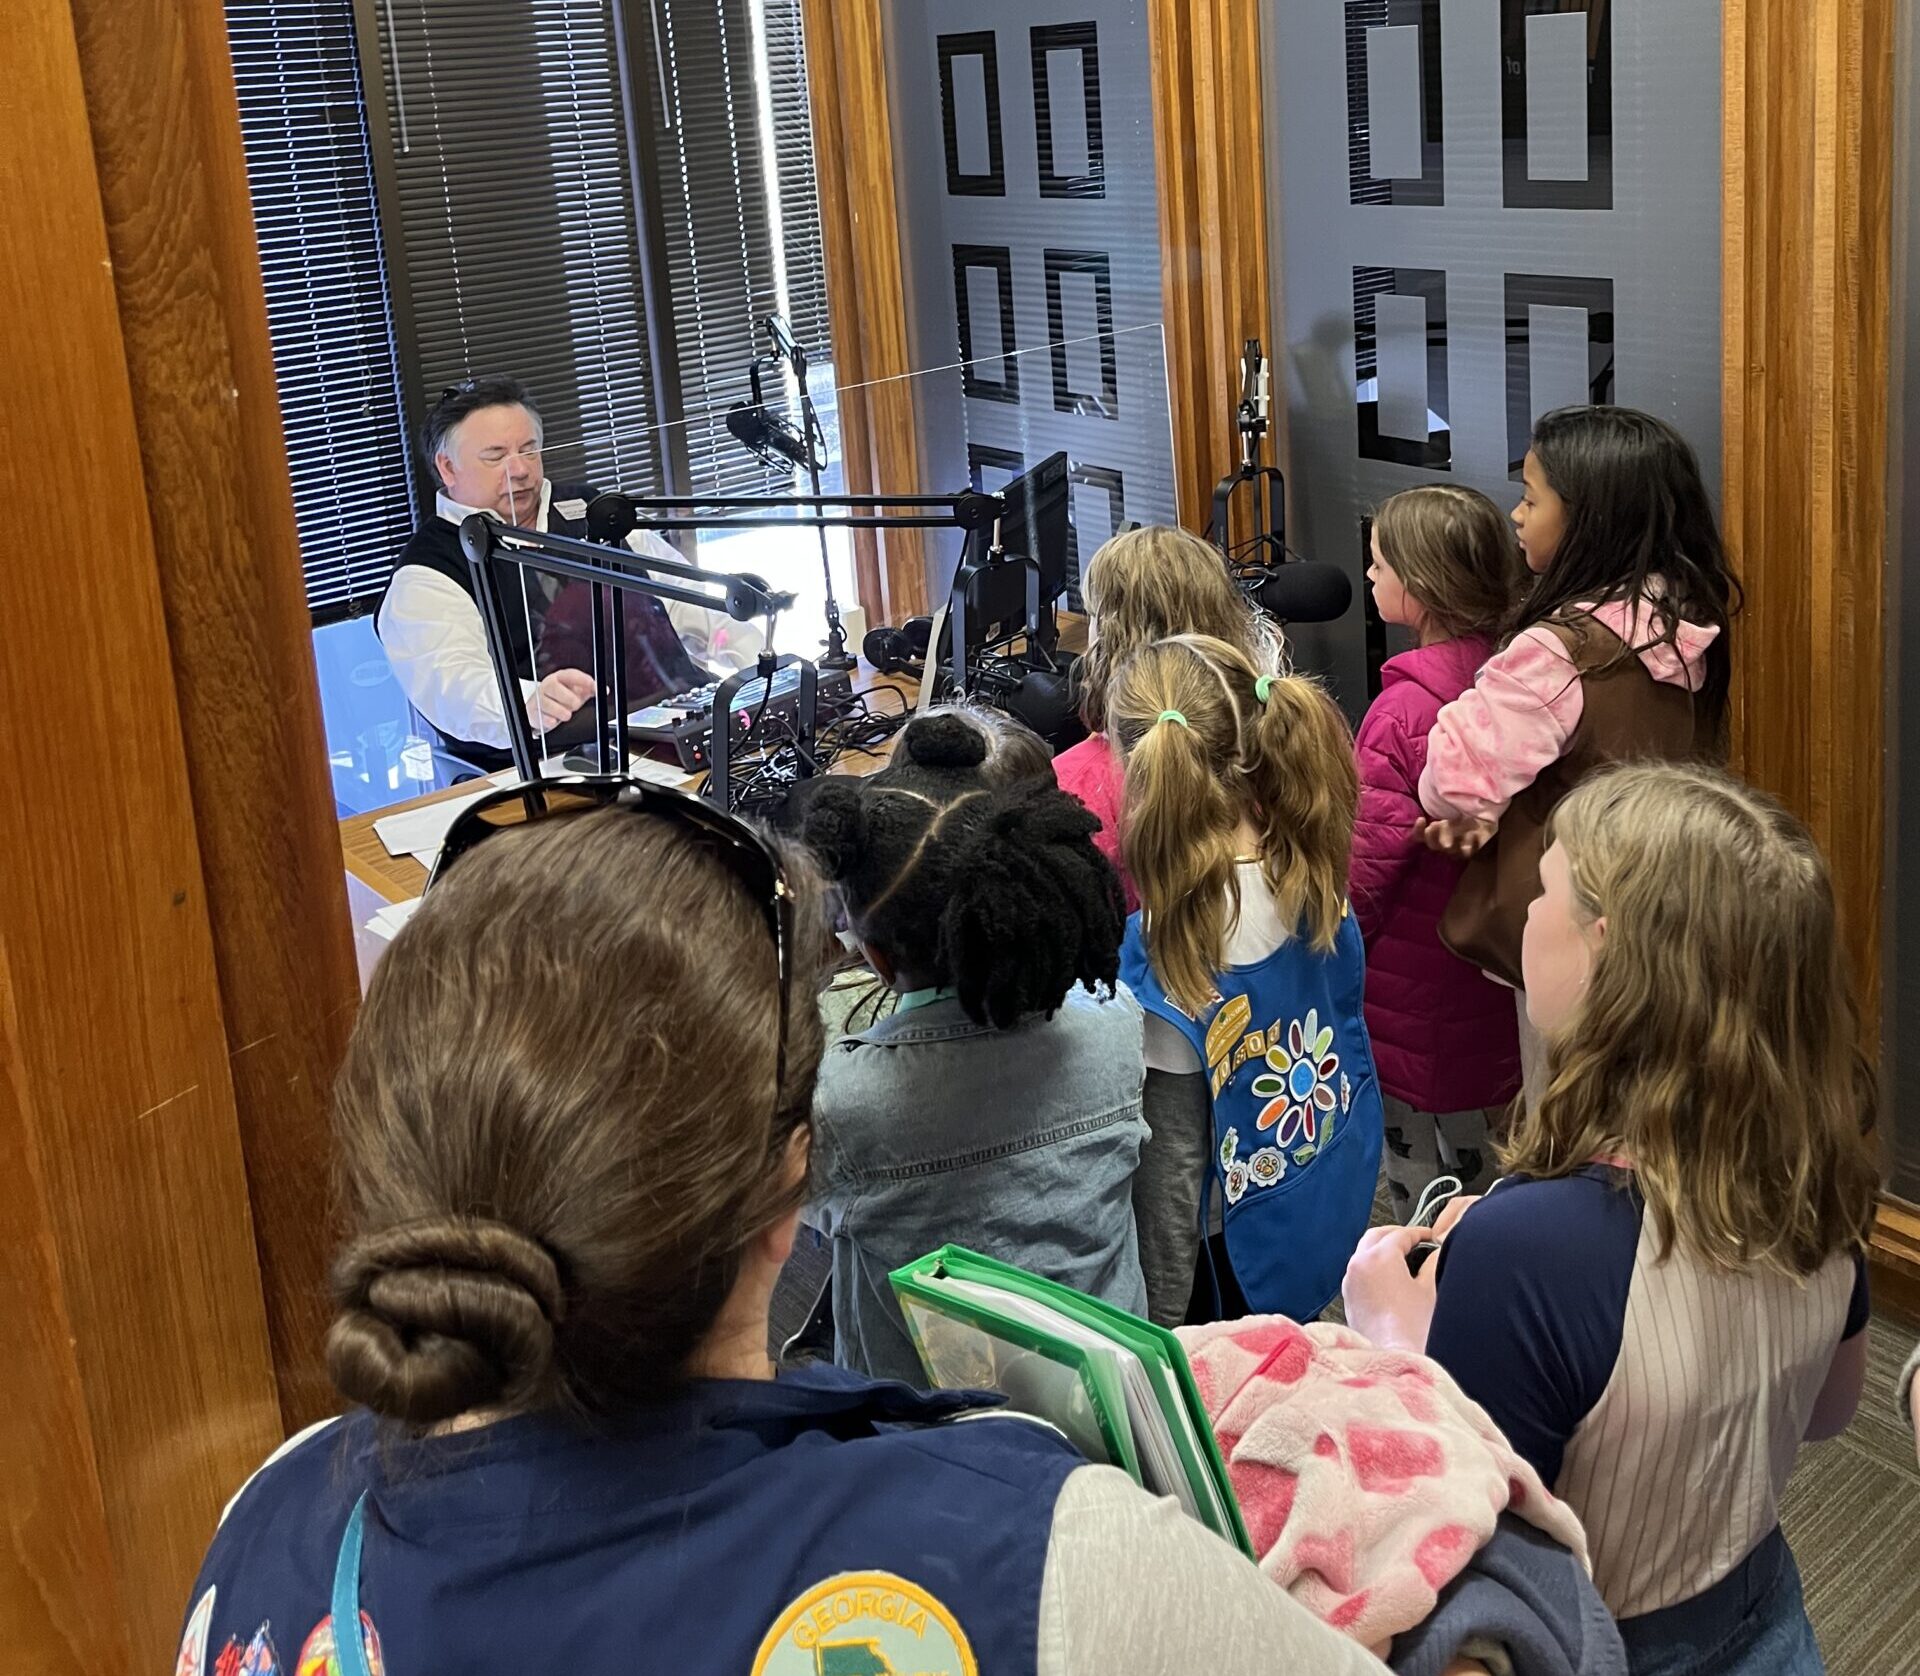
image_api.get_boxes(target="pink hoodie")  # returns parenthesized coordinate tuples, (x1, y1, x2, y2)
(1418, 597, 1722, 823)
(1054, 733, 1137, 910)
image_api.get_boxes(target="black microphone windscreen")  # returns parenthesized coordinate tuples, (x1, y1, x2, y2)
(1247, 561, 1353, 625)
(726, 404, 766, 451)
(727, 402, 815, 471)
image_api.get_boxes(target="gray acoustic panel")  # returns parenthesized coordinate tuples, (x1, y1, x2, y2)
(1525, 12, 1590, 182)
(1046, 248, 1119, 417)
(968, 442, 1027, 492)
(1347, 0, 1444, 207)
(940, 32, 1005, 195)
(1503, 273, 1616, 475)
(1367, 26, 1424, 181)
(1501, 0, 1612, 209)
(953, 243, 1019, 403)
(887, 0, 1176, 607)
(1066, 461, 1125, 605)
(1356, 266, 1451, 469)
(1033, 22, 1104, 199)
(1269, 0, 1721, 712)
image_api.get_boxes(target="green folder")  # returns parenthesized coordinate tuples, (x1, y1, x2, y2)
(889, 1245, 1252, 1558)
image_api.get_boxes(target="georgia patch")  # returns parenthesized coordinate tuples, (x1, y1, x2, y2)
(295, 1611, 385, 1676)
(751, 1571, 977, 1676)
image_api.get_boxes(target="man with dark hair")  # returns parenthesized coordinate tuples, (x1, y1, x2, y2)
(377, 376, 759, 768)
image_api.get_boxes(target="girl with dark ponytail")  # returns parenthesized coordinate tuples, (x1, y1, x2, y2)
(798, 711, 1150, 1383)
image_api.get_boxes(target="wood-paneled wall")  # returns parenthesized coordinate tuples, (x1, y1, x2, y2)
(801, 0, 929, 622)
(68, 0, 355, 1436)
(1724, 0, 1894, 1033)
(3, 1, 356, 1667)
(1148, 0, 1274, 531)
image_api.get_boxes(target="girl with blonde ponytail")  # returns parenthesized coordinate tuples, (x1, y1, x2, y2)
(1110, 634, 1383, 1325)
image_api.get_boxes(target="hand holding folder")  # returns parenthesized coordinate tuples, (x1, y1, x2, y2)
(890, 1245, 1252, 1558)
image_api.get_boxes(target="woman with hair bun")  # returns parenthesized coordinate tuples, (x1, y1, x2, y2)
(177, 779, 1385, 1676)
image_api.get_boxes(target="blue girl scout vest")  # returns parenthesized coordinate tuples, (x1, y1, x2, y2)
(175, 1364, 1079, 1676)
(1121, 904, 1384, 1320)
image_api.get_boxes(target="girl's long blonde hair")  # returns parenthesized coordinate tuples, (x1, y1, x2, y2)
(1077, 525, 1273, 728)
(1108, 634, 1357, 1016)
(1508, 763, 1880, 1276)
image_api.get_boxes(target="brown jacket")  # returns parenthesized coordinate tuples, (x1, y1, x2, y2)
(1439, 615, 1710, 989)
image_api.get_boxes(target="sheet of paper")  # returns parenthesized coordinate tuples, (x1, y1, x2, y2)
(372, 769, 521, 859)
(365, 896, 422, 943)
(374, 761, 692, 862)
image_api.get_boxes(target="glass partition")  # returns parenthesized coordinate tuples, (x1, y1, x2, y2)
(315, 328, 1175, 814)
(1263, 0, 1725, 714)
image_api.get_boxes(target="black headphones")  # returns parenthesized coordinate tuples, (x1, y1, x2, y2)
(863, 615, 934, 678)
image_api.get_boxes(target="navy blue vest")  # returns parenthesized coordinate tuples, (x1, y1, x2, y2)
(176, 1365, 1078, 1676)
(1121, 904, 1384, 1320)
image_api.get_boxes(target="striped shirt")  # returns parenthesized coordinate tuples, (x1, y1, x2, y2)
(1426, 1165, 1867, 1620)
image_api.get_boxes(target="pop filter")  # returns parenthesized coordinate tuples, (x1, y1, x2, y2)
(1243, 561, 1353, 625)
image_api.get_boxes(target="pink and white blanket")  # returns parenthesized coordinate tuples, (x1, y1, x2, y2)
(1177, 1316, 1589, 1651)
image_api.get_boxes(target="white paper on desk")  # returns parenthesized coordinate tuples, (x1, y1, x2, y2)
(365, 896, 422, 943)
(371, 769, 521, 860)
(373, 761, 692, 862)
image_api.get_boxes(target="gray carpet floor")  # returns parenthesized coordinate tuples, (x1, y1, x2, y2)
(1783, 1302, 1920, 1675)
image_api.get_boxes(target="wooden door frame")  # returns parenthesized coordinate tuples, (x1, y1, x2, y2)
(6, 0, 343, 1664)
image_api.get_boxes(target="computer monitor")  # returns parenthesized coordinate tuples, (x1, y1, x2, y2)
(943, 450, 1071, 653)
(996, 450, 1070, 601)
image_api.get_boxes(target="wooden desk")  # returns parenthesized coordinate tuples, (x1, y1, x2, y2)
(340, 667, 919, 915)
(339, 619, 1082, 982)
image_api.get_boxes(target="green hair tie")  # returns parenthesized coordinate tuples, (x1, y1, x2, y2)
(1156, 709, 1190, 729)
(1254, 675, 1277, 705)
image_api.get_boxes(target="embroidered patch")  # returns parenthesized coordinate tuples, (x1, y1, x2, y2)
(751, 1571, 977, 1675)
(1250, 1008, 1340, 1147)
(295, 1612, 385, 1676)
(176, 1587, 215, 1676)
(1218, 1125, 1240, 1171)
(1224, 1159, 1250, 1204)
(1247, 1146, 1286, 1189)
(1204, 993, 1253, 1069)
(236, 1625, 281, 1676)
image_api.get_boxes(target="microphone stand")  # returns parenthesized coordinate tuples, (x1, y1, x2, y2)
(1211, 336, 1288, 573)
(756, 318, 855, 672)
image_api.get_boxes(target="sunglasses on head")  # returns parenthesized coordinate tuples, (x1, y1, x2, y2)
(428, 775, 793, 1094)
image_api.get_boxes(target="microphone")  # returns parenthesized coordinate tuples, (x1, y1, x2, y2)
(726, 403, 819, 473)
(1242, 561, 1353, 625)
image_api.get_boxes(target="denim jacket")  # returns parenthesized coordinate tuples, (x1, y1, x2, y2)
(809, 984, 1150, 1385)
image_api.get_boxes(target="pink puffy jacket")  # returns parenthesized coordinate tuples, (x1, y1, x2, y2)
(1352, 638, 1520, 1113)
(1053, 734, 1137, 910)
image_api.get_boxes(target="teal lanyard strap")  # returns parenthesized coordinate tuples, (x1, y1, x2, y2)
(330, 1492, 375, 1676)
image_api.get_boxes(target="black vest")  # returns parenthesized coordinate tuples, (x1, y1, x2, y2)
(378, 483, 701, 769)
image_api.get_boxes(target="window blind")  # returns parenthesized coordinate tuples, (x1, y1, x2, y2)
(371, 0, 667, 496)
(226, 0, 419, 625)
(637, 0, 835, 497)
